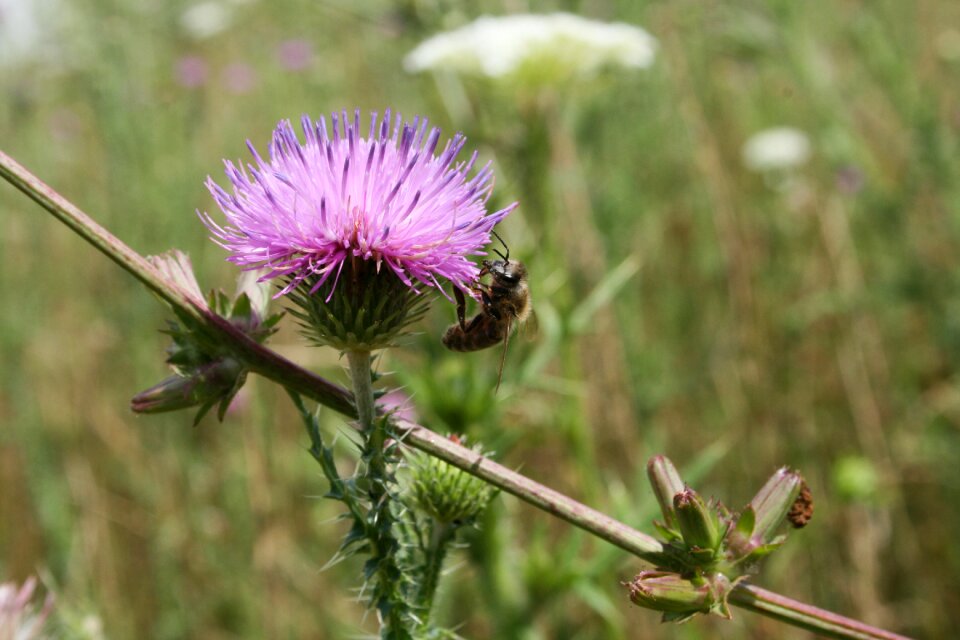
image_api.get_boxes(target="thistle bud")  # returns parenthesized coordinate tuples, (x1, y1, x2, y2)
(409, 436, 497, 525)
(647, 455, 685, 529)
(673, 488, 724, 553)
(134, 251, 281, 423)
(747, 467, 804, 544)
(624, 571, 733, 622)
(131, 358, 244, 415)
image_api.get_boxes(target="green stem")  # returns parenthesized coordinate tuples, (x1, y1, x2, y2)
(419, 519, 455, 620)
(728, 585, 911, 640)
(345, 349, 409, 638)
(286, 390, 366, 525)
(346, 350, 376, 430)
(1, 149, 914, 640)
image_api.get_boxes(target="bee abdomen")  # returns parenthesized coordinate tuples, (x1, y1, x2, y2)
(442, 315, 503, 352)
(442, 324, 472, 351)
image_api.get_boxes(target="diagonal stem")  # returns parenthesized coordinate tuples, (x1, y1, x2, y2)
(0, 149, 913, 640)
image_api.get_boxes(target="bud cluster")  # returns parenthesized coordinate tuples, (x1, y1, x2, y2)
(131, 251, 282, 423)
(625, 456, 811, 623)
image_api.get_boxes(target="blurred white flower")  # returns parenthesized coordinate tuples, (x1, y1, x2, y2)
(0, 577, 54, 640)
(404, 13, 657, 82)
(0, 0, 59, 67)
(180, 1, 232, 40)
(742, 127, 812, 172)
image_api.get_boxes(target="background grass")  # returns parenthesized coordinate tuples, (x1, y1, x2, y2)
(2, 0, 959, 637)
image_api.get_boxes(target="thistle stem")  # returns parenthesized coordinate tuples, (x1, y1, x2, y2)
(345, 349, 409, 637)
(2, 149, 913, 640)
(728, 585, 911, 640)
(419, 520, 456, 619)
(346, 350, 376, 431)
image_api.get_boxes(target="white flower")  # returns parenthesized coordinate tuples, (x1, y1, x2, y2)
(0, 0, 59, 67)
(742, 127, 812, 172)
(404, 13, 657, 81)
(180, 1, 232, 40)
(0, 577, 53, 640)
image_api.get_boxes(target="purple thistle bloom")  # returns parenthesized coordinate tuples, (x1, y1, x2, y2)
(201, 109, 517, 299)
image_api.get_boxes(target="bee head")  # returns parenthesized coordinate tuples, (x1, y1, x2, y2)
(482, 259, 527, 284)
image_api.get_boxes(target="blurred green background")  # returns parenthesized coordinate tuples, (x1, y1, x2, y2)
(2, 0, 959, 638)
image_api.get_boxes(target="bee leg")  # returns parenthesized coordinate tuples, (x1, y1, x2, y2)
(479, 289, 503, 321)
(454, 287, 468, 330)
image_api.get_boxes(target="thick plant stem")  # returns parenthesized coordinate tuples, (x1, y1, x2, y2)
(419, 520, 455, 620)
(728, 585, 911, 640)
(2, 150, 914, 640)
(346, 350, 376, 430)
(345, 349, 409, 638)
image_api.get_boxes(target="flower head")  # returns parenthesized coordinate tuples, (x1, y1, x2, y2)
(741, 127, 811, 172)
(201, 109, 516, 300)
(404, 13, 657, 83)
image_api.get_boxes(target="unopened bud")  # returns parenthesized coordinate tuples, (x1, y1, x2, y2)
(625, 571, 723, 621)
(647, 456, 685, 529)
(673, 488, 723, 553)
(748, 467, 804, 543)
(131, 358, 244, 415)
(410, 436, 497, 525)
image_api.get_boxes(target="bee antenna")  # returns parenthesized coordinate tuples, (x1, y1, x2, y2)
(491, 230, 510, 262)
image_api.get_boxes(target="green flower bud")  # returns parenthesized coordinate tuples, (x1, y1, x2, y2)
(673, 488, 724, 554)
(409, 436, 497, 525)
(624, 571, 734, 622)
(647, 455, 685, 529)
(131, 358, 245, 416)
(135, 251, 281, 423)
(748, 467, 804, 544)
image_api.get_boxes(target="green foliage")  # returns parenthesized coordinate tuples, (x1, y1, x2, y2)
(3, 0, 959, 638)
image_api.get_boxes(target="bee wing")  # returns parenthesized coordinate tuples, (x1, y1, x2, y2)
(520, 309, 539, 342)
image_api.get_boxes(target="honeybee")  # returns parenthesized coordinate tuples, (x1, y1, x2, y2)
(443, 233, 532, 390)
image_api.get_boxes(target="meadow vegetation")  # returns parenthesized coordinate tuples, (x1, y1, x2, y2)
(2, 1, 958, 637)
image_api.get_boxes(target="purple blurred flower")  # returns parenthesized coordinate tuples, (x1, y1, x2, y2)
(201, 109, 516, 298)
(835, 165, 864, 195)
(223, 62, 257, 94)
(377, 388, 418, 423)
(175, 55, 209, 88)
(276, 39, 313, 71)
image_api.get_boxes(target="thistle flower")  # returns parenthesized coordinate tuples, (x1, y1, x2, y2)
(201, 109, 516, 348)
